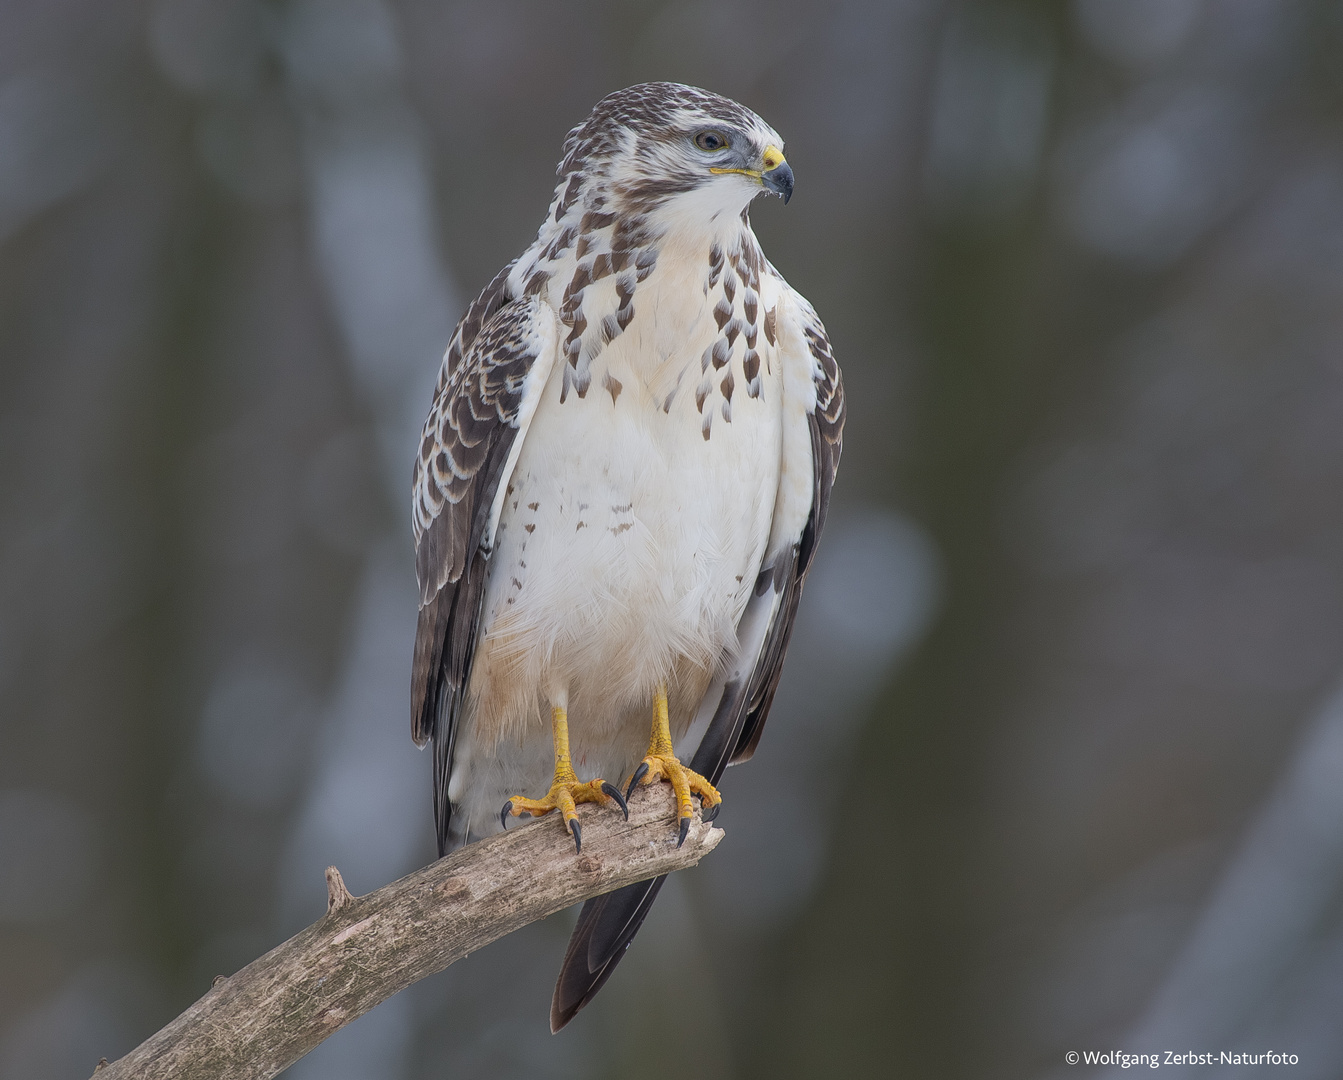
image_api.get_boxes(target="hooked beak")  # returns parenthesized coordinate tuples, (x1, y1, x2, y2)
(709, 143, 794, 204)
(762, 159, 794, 204)
(760, 144, 793, 204)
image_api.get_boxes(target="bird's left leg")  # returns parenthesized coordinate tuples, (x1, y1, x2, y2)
(628, 680, 722, 846)
(501, 700, 627, 854)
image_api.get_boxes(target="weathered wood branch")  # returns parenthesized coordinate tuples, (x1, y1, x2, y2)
(93, 786, 723, 1080)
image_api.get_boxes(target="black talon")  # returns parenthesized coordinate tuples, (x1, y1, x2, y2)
(626, 762, 650, 800)
(601, 781, 630, 820)
(569, 819, 582, 854)
(677, 815, 691, 848)
(701, 801, 720, 823)
(500, 801, 513, 830)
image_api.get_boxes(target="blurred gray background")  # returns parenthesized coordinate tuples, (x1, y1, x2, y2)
(3, 0, 1343, 1077)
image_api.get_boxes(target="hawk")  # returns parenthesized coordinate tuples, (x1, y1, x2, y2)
(410, 82, 844, 1031)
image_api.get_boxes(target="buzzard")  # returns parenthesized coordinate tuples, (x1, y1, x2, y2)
(410, 82, 844, 1031)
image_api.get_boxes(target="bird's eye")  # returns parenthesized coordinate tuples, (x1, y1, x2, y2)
(694, 130, 728, 152)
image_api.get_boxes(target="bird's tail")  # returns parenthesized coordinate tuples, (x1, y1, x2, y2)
(550, 875, 667, 1032)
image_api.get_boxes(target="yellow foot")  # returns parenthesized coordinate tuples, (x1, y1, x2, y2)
(500, 778, 628, 854)
(627, 753, 722, 847)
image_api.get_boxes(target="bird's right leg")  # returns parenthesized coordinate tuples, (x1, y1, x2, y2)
(500, 697, 627, 854)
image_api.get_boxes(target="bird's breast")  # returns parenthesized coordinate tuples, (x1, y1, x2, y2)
(462, 255, 787, 746)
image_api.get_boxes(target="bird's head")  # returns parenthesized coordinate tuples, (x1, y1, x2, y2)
(556, 83, 793, 226)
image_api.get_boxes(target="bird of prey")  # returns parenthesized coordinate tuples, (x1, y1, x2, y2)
(410, 82, 843, 1031)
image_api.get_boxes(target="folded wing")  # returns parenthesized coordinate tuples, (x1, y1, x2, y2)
(411, 281, 561, 856)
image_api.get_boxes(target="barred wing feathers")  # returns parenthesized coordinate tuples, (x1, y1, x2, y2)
(411, 291, 561, 856)
(729, 286, 843, 765)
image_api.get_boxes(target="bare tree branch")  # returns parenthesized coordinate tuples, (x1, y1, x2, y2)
(93, 786, 724, 1080)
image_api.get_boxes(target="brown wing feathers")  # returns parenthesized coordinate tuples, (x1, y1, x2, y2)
(411, 284, 549, 855)
(730, 314, 843, 766)
(799, 311, 844, 575)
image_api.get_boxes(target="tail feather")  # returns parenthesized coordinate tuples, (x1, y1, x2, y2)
(550, 876, 667, 1032)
